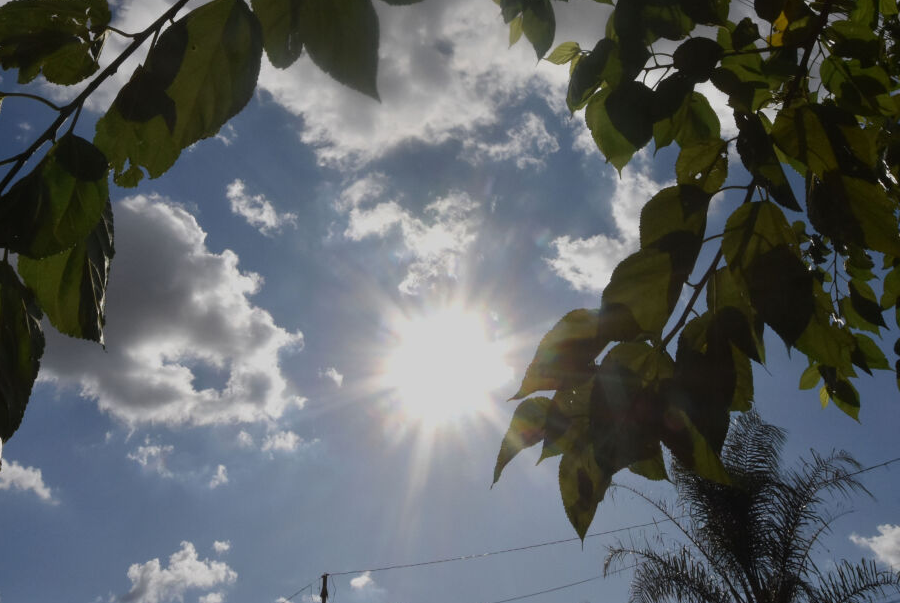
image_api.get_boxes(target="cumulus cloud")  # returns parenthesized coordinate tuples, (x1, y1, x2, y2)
(38, 194, 304, 427)
(226, 179, 297, 236)
(261, 431, 303, 453)
(546, 160, 669, 293)
(0, 460, 56, 503)
(319, 367, 344, 387)
(342, 187, 481, 295)
(127, 439, 175, 478)
(256, 0, 569, 167)
(236, 431, 254, 448)
(208, 465, 228, 489)
(350, 573, 374, 590)
(851, 524, 900, 568)
(212, 541, 231, 555)
(199, 594, 224, 603)
(462, 112, 559, 169)
(120, 541, 236, 603)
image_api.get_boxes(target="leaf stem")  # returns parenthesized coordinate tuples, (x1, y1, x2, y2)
(104, 25, 138, 38)
(0, 0, 192, 195)
(0, 91, 61, 111)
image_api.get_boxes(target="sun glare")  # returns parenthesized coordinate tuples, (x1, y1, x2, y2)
(381, 305, 513, 427)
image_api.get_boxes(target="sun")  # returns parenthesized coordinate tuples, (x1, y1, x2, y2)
(381, 305, 513, 427)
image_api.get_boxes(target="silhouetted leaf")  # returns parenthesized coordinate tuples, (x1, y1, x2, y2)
(849, 280, 886, 329)
(653, 92, 720, 150)
(494, 396, 552, 483)
(0, 0, 110, 85)
(0, 263, 44, 443)
(17, 201, 114, 344)
(673, 37, 723, 83)
(521, 0, 555, 59)
(736, 112, 800, 211)
(559, 443, 609, 540)
(566, 38, 616, 111)
(95, 0, 263, 185)
(606, 80, 655, 150)
(0, 134, 108, 258)
(585, 88, 639, 172)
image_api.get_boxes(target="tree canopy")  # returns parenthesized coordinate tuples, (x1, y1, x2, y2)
(0, 0, 898, 541)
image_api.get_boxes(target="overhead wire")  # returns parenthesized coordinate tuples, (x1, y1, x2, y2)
(480, 563, 638, 603)
(278, 455, 900, 601)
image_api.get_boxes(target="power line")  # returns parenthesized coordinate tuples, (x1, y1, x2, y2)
(328, 517, 683, 577)
(481, 563, 637, 603)
(278, 578, 316, 603)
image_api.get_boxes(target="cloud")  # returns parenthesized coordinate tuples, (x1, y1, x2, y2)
(0, 460, 56, 503)
(851, 524, 900, 568)
(342, 187, 481, 295)
(462, 112, 559, 169)
(226, 179, 297, 236)
(261, 431, 303, 453)
(237, 431, 254, 448)
(256, 0, 568, 166)
(349, 573, 374, 590)
(319, 367, 344, 387)
(127, 439, 175, 478)
(120, 541, 236, 603)
(546, 160, 669, 293)
(199, 594, 224, 603)
(38, 194, 304, 427)
(212, 541, 231, 555)
(208, 465, 228, 489)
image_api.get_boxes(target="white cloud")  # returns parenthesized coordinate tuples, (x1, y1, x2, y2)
(212, 541, 231, 555)
(121, 541, 237, 603)
(127, 438, 175, 478)
(226, 179, 297, 236)
(256, 0, 569, 167)
(851, 524, 900, 568)
(208, 465, 228, 489)
(462, 112, 559, 169)
(546, 160, 670, 293)
(199, 593, 224, 603)
(350, 572, 374, 590)
(0, 460, 56, 503)
(342, 188, 481, 295)
(215, 124, 238, 146)
(261, 431, 302, 453)
(237, 431, 254, 448)
(319, 367, 344, 387)
(38, 194, 304, 427)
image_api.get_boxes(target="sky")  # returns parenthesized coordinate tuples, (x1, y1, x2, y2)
(1, 1, 899, 602)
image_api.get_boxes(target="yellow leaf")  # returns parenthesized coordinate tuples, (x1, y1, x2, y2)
(768, 11, 789, 47)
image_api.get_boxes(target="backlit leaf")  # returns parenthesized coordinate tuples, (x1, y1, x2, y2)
(559, 443, 609, 540)
(566, 38, 616, 111)
(0, 134, 108, 259)
(17, 201, 114, 344)
(0, 263, 44, 443)
(676, 138, 728, 193)
(494, 396, 552, 483)
(546, 40, 579, 64)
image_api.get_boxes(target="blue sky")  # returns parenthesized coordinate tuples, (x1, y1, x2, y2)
(1, 1, 899, 602)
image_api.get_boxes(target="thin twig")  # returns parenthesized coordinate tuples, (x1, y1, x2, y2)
(0, 91, 61, 111)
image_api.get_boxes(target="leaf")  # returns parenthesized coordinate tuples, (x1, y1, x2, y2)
(17, 201, 114, 344)
(676, 138, 728, 193)
(251, 0, 304, 68)
(849, 280, 886, 329)
(820, 56, 895, 117)
(0, 0, 110, 85)
(660, 407, 730, 483)
(559, 444, 610, 540)
(605, 80, 655, 150)
(653, 91, 720, 150)
(546, 40, 579, 64)
(512, 309, 603, 399)
(509, 14, 524, 46)
(94, 0, 263, 185)
(799, 363, 821, 389)
(566, 38, 616, 111)
(0, 263, 45, 443)
(0, 134, 109, 259)
(585, 88, 638, 172)
(735, 112, 800, 211)
(673, 37, 723, 83)
(881, 266, 900, 309)
(629, 448, 668, 480)
(494, 396, 552, 484)
(521, 0, 555, 59)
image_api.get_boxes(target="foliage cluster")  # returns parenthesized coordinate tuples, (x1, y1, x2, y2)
(494, 0, 900, 537)
(0, 0, 420, 451)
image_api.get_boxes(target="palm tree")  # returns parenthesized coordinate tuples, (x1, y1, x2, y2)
(605, 412, 900, 603)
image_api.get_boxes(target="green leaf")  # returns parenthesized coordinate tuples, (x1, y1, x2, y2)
(673, 37, 723, 83)
(675, 138, 728, 194)
(849, 280, 886, 329)
(509, 14, 524, 46)
(808, 172, 900, 257)
(521, 0, 555, 59)
(0, 0, 110, 85)
(654, 91, 721, 150)
(566, 38, 615, 111)
(559, 444, 609, 540)
(17, 201, 114, 344)
(0, 134, 109, 259)
(881, 266, 900, 309)
(94, 0, 263, 185)
(853, 333, 889, 371)
(754, 0, 785, 21)
(512, 309, 603, 399)
(707, 267, 766, 363)
(711, 42, 772, 113)
(603, 250, 682, 338)
(629, 447, 668, 480)
(585, 88, 638, 172)
(0, 263, 44, 443)
(494, 396, 552, 484)
(799, 363, 821, 389)
(605, 80, 655, 150)
(251, 0, 304, 68)
(540, 382, 592, 462)
(820, 56, 895, 117)
(661, 407, 730, 484)
(546, 41, 579, 64)
(735, 112, 800, 211)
